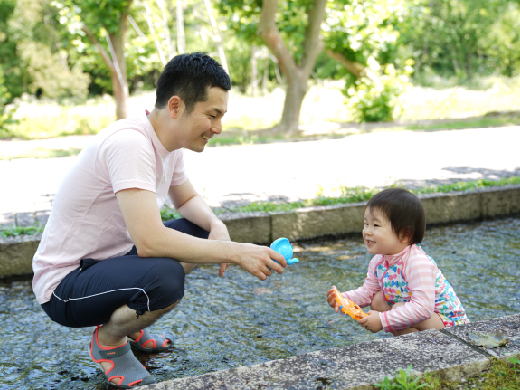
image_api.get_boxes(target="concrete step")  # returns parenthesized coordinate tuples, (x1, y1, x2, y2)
(141, 313, 520, 389)
(1, 185, 519, 279)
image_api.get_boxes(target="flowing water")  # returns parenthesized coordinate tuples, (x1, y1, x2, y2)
(1, 217, 519, 389)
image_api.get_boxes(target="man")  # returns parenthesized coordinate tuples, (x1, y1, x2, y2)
(32, 53, 286, 388)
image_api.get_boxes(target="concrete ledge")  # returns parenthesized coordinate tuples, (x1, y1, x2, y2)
(444, 312, 520, 359)
(0, 233, 41, 277)
(1, 185, 519, 278)
(142, 314, 519, 390)
(262, 184, 520, 243)
(219, 212, 270, 243)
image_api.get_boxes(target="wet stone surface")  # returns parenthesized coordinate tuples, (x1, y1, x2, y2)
(1, 217, 519, 389)
(444, 313, 520, 359)
(162, 329, 491, 389)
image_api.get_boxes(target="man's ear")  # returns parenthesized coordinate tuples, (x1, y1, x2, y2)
(167, 96, 184, 119)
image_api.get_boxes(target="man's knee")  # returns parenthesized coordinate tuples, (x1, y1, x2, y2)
(130, 258, 185, 314)
(180, 262, 198, 275)
(151, 259, 185, 295)
(164, 218, 209, 239)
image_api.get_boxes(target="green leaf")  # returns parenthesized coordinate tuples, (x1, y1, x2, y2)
(467, 330, 509, 348)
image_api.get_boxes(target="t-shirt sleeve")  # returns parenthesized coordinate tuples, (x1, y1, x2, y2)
(98, 129, 157, 194)
(170, 148, 188, 186)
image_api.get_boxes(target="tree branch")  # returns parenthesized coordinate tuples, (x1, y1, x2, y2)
(301, 0, 327, 76)
(258, 0, 298, 80)
(203, 0, 228, 73)
(106, 32, 128, 96)
(81, 25, 115, 72)
(325, 50, 366, 79)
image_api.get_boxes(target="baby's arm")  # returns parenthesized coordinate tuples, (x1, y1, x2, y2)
(379, 252, 437, 333)
(342, 257, 381, 308)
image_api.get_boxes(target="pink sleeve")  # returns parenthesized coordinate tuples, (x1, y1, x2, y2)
(380, 250, 437, 333)
(170, 148, 187, 186)
(98, 130, 157, 194)
(342, 256, 381, 308)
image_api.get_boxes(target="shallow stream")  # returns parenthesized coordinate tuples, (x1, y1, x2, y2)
(1, 217, 519, 389)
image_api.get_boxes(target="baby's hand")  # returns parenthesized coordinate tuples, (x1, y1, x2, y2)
(326, 285, 338, 312)
(357, 310, 383, 333)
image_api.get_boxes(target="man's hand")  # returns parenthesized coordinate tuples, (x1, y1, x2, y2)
(235, 243, 287, 281)
(326, 286, 339, 312)
(208, 222, 231, 277)
(357, 310, 383, 333)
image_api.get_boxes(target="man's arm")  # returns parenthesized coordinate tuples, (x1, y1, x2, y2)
(116, 187, 286, 280)
(168, 179, 231, 276)
(168, 179, 228, 237)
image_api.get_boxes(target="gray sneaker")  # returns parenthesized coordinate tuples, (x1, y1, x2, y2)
(129, 328, 174, 353)
(89, 326, 157, 388)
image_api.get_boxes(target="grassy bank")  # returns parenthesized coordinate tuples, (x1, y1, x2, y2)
(374, 356, 520, 389)
(3, 76, 520, 144)
(157, 177, 520, 220)
(2, 177, 519, 238)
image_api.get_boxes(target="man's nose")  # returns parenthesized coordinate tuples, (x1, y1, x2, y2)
(211, 120, 222, 135)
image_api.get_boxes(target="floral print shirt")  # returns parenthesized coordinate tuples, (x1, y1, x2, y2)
(343, 244, 469, 333)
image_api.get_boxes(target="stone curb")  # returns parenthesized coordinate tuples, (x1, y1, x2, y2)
(223, 184, 520, 243)
(141, 314, 520, 390)
(1, 185, 519, 278)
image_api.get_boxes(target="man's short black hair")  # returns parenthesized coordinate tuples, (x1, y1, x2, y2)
(366, 187, 426, 244)
(155, 52, 231, 113)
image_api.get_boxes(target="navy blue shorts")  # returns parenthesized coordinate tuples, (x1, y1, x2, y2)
(41, 219, 209, 328)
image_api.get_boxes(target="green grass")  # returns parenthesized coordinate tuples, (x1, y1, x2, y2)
(225, 176, 520, 215)
(7, 108, 112, 139)
(404, 116, 519, 132)
(0, 224, 44, 238)
(1, 147, 83, 160)
(374, 357, 520, 389)
(412, 177, 520, 195)
(2, 177, 519, 237)
(4, 75, 520, 143)
(418, 356, 520, 389)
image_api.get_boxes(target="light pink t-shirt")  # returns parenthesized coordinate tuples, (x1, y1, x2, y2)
(32, 116, 187, 304)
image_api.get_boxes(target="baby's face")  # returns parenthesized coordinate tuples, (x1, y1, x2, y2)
(363, 207, 408, 256)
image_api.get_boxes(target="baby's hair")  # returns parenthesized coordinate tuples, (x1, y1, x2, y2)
(366, 188, 426, 244)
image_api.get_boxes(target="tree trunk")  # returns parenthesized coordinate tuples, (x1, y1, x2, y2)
(157, 0, 175, 59)
(250, 44, 259, 97)
(108, 11, 129, 119)
(262, 58, 269, 95)
(176, 0, 185, 54)
(258, 0, 327, 135)
(203, 0, 228, 73)
(278, 70, 307, 134)
(81, 1, 132, 120)
(110, 69, 127, 119)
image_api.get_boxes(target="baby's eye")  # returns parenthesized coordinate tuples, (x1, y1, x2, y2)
(374, 224, 380, 227)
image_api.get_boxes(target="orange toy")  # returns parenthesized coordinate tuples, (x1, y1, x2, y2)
(333, 288, 368, 320)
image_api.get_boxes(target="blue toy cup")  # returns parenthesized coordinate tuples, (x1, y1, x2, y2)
(270, 238, 299, 265)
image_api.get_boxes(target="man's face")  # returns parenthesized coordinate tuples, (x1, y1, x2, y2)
(176, 87, 229, 153)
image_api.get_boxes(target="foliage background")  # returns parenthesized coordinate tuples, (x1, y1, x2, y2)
(2, 0, 520, 135)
